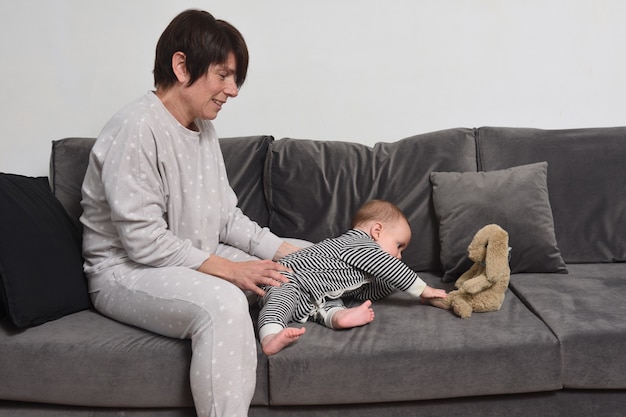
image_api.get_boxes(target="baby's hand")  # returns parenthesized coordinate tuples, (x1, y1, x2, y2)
(420, 286, 450, 310)
(421, 286, 447, 300)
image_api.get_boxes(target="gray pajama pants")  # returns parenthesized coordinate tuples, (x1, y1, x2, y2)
(89, 244, 259, 417)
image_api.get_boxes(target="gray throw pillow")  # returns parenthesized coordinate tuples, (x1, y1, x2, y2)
(430, 161, 567, 282)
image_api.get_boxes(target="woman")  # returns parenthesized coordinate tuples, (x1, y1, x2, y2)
(80, 9, 299, 417)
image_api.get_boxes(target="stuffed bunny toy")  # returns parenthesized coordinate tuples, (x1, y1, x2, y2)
(444, 224, 511, 319)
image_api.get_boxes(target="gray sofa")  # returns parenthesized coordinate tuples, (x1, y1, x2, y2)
(1, 126, 625, 416)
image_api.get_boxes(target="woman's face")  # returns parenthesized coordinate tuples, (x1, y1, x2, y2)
(183, 52, 240, 122)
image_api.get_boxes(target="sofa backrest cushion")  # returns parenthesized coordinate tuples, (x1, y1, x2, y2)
(476, 126, 626, 263)
(50, 135, 273, 227)
(219, 135, 274, 227)
(264, 129, 477, 272)
(50, 138, 96, 223)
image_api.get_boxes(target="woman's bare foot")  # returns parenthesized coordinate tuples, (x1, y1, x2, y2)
(331, 300, 375, 329)
(261, 327, 306, 356)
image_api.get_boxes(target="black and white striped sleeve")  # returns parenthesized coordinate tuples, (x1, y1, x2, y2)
(339, 241, 427, 299)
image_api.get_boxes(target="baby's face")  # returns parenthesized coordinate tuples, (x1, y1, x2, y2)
(375, 220, 411, 260)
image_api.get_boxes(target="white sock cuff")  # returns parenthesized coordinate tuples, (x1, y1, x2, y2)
(259, 323, 285, 342)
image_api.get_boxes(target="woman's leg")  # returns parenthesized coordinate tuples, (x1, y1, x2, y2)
(91, 264, 255, 417)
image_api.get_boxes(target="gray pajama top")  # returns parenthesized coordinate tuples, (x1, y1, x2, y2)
(80, 92, 282, 291)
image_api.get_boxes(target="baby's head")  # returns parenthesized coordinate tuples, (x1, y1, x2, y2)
(351, 200, 411, 259)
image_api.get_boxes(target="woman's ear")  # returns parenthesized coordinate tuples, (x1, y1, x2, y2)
(172, 51, 188, 84)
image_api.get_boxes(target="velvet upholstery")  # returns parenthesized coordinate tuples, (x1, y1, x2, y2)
(476, 126, 626, 263)
(430, 162, 567, 282)
(0, 309, 194, 407)
(509, 263, 626, 389)
(219, 135, 274, 227)
(50, 136, 274, 226)
(264, 129, 477, 272)
(254, 390, 626, 417)
(264, 272, 560, 406)
(49, 138, 96, 223)
(0, 402, 196, 417)
(2, 127, 625, 416)
(3, 390, 626, 417)
(0, 309, 269, 407)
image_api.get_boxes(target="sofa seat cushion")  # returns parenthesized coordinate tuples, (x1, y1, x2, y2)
(265, 129, 477, 272)
(509, 264, 626, 389)
(262, 273, 561, 406)
(0, 309, 270, 407)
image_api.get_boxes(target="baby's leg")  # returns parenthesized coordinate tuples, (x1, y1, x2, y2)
(258, 281, 302, 356)
(261, 327, 306, 356)
(331, 300, 375, 329)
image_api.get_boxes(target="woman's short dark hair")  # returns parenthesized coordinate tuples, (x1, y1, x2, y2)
(153, 9, 249, 90)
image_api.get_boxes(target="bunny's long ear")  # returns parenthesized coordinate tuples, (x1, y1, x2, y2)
(485, 226, 510, 282)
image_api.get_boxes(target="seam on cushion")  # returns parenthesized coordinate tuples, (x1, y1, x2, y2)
(474, 127, 483, 171)
(507, 282, 561, 343)
(263, 140, 276, 228)
(49, 140, 59, 194)
(260, 136, 274, 220)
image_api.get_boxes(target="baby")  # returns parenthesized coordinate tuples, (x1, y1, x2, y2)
(258, 200, 448, 355)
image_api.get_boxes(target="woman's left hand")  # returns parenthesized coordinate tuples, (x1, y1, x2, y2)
(198, 255, 291, 296)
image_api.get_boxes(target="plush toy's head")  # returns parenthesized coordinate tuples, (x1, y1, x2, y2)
(467, 223, 510, 283)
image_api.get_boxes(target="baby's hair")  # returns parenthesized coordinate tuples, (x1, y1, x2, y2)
(351, 200, 408, 228)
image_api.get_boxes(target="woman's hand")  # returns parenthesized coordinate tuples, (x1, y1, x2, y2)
(198, 255, 291, 296)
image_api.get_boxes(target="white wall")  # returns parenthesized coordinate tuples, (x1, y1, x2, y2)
(2, 0, 625, 176)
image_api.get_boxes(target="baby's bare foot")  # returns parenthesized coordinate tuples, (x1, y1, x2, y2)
(332, 300, 375, 329)
(262, 327, 306, 356)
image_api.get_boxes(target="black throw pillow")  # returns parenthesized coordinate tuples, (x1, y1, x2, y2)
(0, 173, 91, 328)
